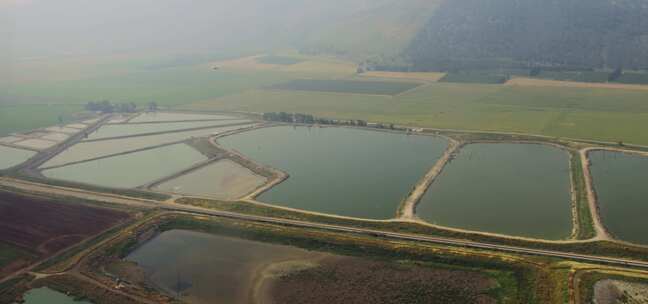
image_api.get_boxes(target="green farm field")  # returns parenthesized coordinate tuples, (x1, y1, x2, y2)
(270, 79, 421, 95)
(5, 53, 648, 145)
(189, 79, 648, 145)
(0, 104, 84, 136)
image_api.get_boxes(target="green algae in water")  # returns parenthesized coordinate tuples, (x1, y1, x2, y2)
(21, 288, 92, 304)
(417, 143, 573, 239)
(219, 126, 449, 219)
(589, 151, 648, 245)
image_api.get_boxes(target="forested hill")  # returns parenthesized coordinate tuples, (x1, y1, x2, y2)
(405, 0, 648, 71)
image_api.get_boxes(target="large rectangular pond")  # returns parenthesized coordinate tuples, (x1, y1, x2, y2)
(125, 229, 496, 304)
(153, 159, 267, 200)
(416, 143, 573, 239)
(219, 126, 448, 219)
(127, 230, 321, 304)
(589, 151, 648, 245)
(43, 124, 254, 168)
(20, 287, 92, 304)
(0, 145, 35, 170)
(43, 144, 206, 188)
(85, 119, 250, 140)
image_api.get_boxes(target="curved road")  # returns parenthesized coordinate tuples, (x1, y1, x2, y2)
(2, 177, 648, 270)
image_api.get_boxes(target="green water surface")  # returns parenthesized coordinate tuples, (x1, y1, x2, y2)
(219, 126, 448, 219)
(417, 143, 572, 239)
(589, 151, 648, 245)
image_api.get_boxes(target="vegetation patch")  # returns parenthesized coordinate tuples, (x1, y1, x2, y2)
(534, 70, 611, 83)
(270, 79, 421, 95)
(614, 71, 648, 85)
(439, 71, 510, 84)
(268, 256, 498, 304)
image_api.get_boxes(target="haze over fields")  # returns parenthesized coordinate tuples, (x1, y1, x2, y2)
(4, 1, 648, 304)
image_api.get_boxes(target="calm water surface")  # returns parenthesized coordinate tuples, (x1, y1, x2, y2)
(86, 120, 249, 140)
(127, 230, 318, 304)
(21, 288, 92, 304)
(154, 159, 267, 200)
(417, 143, 572, 239)
(0, 145, 35, 169)
(219, 126, 448, 219)
(589, 151, 648, 245)
(43, 144, 206, 188)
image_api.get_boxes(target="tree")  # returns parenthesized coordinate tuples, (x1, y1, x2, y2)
(608, 67, 623, 82)
(148, 101, 158, 112)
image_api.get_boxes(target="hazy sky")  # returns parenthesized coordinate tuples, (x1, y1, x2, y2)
(1, 0, 386, 59)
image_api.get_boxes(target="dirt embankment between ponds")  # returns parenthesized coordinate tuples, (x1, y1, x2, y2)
(398, 138, 462, 220)
(579, 146, 648, 242)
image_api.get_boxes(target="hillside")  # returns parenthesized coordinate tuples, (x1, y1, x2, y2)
(406, 0, 648, 71)
(298, 0, 441, 60)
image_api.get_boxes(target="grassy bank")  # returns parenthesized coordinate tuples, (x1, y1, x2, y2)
(108, 214, 557, 303)
(175, 197, 648, 263)
(569, 151, 596, 240)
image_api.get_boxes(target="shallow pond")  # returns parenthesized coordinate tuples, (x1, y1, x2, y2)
(86, 120, 250, 140)
(153, 159, 267, 200)
(20, 287, 92, 304)
(0, 145, 36, 169)
(43, 144, 206, 188)
(416, 143, 572, 239)
(129, 112, 236, 123)
(126, 230, 320, 304)
(219, 126, 448, 219)
(589, 151, 648, 245)
(43, 124, 254, 168)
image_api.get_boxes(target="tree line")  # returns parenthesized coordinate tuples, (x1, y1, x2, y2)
(85, 101, 159, 113)
(262, 112, 397, 129)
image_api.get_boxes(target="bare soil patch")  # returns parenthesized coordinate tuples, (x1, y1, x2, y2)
(506, 77, 648, 91)
(0, 191, 129, 257)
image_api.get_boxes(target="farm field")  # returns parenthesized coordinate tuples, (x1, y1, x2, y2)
(42, 124, 254, 168)
(5, 53, 648, 146)
(43, 144, 207, 188)
(218, 126, 448, 219)
(270, 79, 421, 95)
(191, 79, 648, 146)
(153, 159, 267, 200)
(0, 104, 85, 137)
(359, 71, 445, 82)
(416, 143, 573, 239)
(439, 71, 509, 84)
(535, 70, 610, 83)
(0, 191, 129, 259)
(588, 151, 648, 245)
(85, 119, 249, 140)
(0, 242, 34, 278)
(125, 229, 498, 304)
(0, 146, 36, 170)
